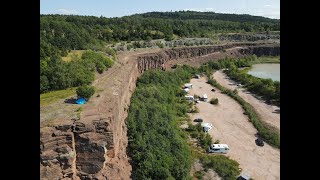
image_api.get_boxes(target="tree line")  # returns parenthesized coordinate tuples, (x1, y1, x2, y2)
(40, 11, 280, 58)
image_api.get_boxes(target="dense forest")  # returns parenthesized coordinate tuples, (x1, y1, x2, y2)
(127, 66, 196, 179)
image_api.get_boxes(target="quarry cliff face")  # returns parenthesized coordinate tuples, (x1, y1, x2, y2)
(137, 43, 280, 73)
(218, 33, 280, 42)
(40, 43, 280, 180)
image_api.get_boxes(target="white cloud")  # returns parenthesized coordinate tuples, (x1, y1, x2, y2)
(56, 9, 78, 15)
(205, 8, 214, 11)
(183, 8, 215, 12)
(264, 5, 272, 7)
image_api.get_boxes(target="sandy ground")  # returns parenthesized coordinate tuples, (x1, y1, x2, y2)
(213, 70, 280, 130)
(188, 77, 280, 180)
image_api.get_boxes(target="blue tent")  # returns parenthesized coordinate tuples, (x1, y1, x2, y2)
(76, 97, 87, 105)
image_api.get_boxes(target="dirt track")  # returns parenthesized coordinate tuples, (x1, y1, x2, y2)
(213, 70, 280, 130)
(188, 77, 280, 180)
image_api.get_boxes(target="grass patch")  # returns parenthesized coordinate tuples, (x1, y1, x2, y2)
(40, 87, 76, 107)
(252, 56, 280, 64)
(61, 50, 85, 62)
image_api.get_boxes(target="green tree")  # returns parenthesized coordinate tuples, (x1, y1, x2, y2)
(76, 85, 95, 100)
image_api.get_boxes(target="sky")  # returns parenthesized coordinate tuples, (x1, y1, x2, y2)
(40, 0, 280, 19)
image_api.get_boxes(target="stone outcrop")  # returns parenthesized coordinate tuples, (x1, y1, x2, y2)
(137, 43, 280, 73)
(218, 33, 280, 42)
(40, 42, 279, 180)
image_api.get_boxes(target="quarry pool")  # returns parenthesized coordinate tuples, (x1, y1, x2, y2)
(247, 63, 280, 81)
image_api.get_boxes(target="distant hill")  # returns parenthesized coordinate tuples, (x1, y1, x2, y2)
(41, 11, 279, 58)
(134, 11, 279, 23)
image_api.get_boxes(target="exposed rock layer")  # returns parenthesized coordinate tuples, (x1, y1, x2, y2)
(138, 43, 280, 72)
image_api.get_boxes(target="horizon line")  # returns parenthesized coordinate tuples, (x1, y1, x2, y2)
(40, 10, 280, 20)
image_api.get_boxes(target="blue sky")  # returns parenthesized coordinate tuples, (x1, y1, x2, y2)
(40, 0, 280, 19)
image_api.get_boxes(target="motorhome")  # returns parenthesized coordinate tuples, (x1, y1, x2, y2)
(183, 88, 190, 93)
(184, 83, 193, 89)
(185, 95, 194, 101)
(208, 144, 229, 154)
(201, 94, 208, 102)
(201, 122, 213, 132)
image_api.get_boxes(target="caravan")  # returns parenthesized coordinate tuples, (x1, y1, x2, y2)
(185, 95, 194, 101)
(201, 94, 208, 102)
(184, 83, 193, 89)
(201, 122, 213, 132)
(208, 144, 229, 154)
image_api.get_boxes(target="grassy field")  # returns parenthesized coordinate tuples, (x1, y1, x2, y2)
(61, 50, 85, 62)
(40, 87, 76, 107)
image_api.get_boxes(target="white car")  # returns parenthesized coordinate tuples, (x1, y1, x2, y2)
(201, 122, 213, 132)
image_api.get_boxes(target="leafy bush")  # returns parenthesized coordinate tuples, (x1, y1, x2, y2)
(200, 155, 241, 180)
(233, 89, 238, 94)
(194, 171, 204, 179)
(210, 98, 219, 105)
(187, 123, 212, 149)
(76, 85, 95, 100)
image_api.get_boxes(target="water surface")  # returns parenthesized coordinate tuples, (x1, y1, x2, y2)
(247, 64, 280, 81)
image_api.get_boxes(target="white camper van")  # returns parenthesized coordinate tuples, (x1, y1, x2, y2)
(208, 144, 229, 154)
(183, 88, 190, 93)
(201, 94, 208, 102)
(185, 95, 194, 101)
(201, 122, 213, 132)
(184, 83, 193, 89)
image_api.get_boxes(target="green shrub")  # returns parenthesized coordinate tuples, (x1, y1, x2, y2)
(233, 89, 238, 94)
(210, 98, 219, 105)
(194, 171, 204, 179)
(76, 85, 95, 100)
(200, 155, 241, 180)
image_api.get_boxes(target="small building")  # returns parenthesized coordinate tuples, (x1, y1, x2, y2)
(76, 97, 87, 105)
(185, 95, 194, 101)
(184, 83, 193, 89)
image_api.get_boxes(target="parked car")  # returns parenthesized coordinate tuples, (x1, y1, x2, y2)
(237, 173, 250, 180)
(193, 118, 203, 122)
(255, 138, 264, 147)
